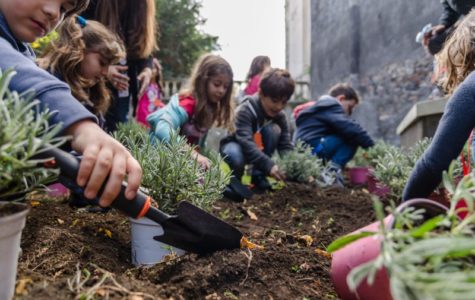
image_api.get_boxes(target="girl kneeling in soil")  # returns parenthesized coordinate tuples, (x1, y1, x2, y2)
(38, 16, 125, 128)
(220, 68, 295, 193)
(403, 10, 475, 201)
(147, 54, 235, 169)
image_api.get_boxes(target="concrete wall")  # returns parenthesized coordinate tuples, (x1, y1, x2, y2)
(285, 0, 311, 82)
(311, 0, 442, 96)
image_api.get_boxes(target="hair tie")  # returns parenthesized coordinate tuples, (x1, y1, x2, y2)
(76, 16, 87, 28)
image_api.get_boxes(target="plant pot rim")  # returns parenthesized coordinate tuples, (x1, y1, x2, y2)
(0, 201, 29, 223)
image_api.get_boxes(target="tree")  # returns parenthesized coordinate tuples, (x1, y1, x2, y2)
(155, 0, 220, 79)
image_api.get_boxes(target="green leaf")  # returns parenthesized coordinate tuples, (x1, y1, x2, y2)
(408, 215, 444, 238)
(327, 231, 376, 253)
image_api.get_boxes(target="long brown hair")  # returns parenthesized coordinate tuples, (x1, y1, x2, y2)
(246, 55, 271, 81)
(180, 54, 235, 130)
(38, 16, 124, 115)
(94, 0, 157, 59)
(437, 10, 475, 95)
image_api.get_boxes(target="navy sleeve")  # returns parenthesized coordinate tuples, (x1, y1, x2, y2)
(403, 72, 475, 200)
(439, 0, 460, 28)
(0, 38, 96, 131)
(322, 106, 374, 148)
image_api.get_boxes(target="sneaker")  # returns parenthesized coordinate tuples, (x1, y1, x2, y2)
(223, 177, 253, 202)
(251, 175, 272, 192)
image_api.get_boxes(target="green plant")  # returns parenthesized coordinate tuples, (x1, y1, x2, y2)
(0, 69, 67, 200)
(372, 138, 433, 201)
(328, 162, 475, 300)
(273, 141, 334, 187)
(31, 31, 58, 56)
(114, 123, 229, 213)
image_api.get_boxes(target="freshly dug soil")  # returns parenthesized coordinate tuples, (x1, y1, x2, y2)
(0, 202, 27, 217)
(15, 183, 374, 299)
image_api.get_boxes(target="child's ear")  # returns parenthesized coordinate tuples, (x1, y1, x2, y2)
(336, 95, 346, 102)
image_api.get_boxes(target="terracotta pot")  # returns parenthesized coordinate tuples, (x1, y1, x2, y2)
(331, 199, 448, 300)
(0, 201, 29, 300)
(367, 174, 390, 197)
(348, 167, 369, 185)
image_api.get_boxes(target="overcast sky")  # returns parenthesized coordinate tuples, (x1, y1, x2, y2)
(200, 0, 286, 81)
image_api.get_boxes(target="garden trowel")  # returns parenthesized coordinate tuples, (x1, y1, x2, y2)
(37, 144, 243, 255)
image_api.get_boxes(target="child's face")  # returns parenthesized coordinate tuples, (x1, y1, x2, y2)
(0, 0, 76, 42)
(260, 93, 288, 118)
(80, 52, 109, 87)
(207, 74, 231, 104)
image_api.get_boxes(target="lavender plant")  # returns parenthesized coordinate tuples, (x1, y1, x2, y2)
(273, 141, 334, 187)
(0, 69, 67, 200)
(114, 123, 229, 213)
(328, 162, 475, 300)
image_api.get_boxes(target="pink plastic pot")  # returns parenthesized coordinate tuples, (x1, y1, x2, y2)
(47, 183, 70, 198)
(331, 199, 448, 300)
(348, 167, 369, 185)
(367, 174, 390, 197)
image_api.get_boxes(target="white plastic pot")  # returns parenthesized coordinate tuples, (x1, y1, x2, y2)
(129, 217, 185, 266)
(0, 201, 29, 300)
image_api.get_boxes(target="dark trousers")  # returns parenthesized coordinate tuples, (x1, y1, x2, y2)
(221, 124, 281, 179)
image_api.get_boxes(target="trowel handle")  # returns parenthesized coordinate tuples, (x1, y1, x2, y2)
(37, 144, 164, 220)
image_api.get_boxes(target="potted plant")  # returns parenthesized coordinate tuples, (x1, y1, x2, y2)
(114, 122, 230, 265)
(347, 148, 370, 185)
(0, 69, 66, 299)
(328, 162, 475, 300)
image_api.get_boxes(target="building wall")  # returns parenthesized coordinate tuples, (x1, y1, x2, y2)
(285, 0, 311, 83)
(310, 0, 442, 96)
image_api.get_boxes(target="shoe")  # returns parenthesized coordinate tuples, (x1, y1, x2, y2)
(223, 177, 253, 202)
(251, 175, 272, 192)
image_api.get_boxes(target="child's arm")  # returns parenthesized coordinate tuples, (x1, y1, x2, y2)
(148, 95, 189, 143)
(66, 121, 142, 207)
(0, 40, 142, 206)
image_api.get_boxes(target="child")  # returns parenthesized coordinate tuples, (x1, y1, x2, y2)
(403, 10, 475, 201)
(38, 16, 125, 128)
(82, 0, 157, 132)
(293, 83, 374, 185)
(147, 53, 234, 169)
(0, 0, 142, 206)
(220, 68, 295, 192)
(136, 58, 165, 127)
(243, 55, 271, 96)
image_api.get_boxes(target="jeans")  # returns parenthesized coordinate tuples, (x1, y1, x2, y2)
(221, 123, 281, 179)
(308, 135, 356, 168)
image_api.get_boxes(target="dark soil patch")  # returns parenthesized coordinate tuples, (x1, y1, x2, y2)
(0, 202, 27, 217)
(15, 183, 374, 299)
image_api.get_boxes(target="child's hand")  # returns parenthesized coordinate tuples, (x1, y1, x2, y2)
(137, 67, 152, 98)
(269, 165, 285, 181)
(192, 150, 211, 170)
(108, 65, 130, 91)
(65, 120, 142, 207)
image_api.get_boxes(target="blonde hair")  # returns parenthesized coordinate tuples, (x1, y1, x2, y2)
(180, 54, 235, 130)
(38, 16, 125, 115)
(437, 10, 475, 94)
(94, 0, 157, 59)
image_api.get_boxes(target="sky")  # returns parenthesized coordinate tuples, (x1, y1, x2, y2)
(200, 0, 286, 81)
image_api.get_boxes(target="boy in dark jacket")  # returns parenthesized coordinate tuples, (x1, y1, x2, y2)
(221, 68, 295, 194)
(294, 83, 374, 184)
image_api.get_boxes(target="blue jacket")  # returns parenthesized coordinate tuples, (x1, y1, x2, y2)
(403, 71, 475, 200)
(0, 13, 95, 131)
(294, 95, 374, 149)
(147, 94, 189, 143)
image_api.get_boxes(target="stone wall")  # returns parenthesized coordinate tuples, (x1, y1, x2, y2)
(310, 0, 446, 145)
(311, 0, 441, 95)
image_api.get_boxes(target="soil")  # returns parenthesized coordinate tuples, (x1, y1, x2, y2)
(0, 202, 28, 217)
(14, 183, 375, 300)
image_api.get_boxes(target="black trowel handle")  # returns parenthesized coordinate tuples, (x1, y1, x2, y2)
(38, 145, 169, 222)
